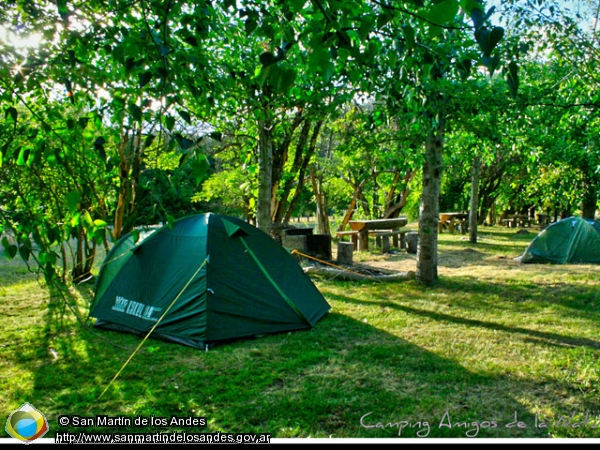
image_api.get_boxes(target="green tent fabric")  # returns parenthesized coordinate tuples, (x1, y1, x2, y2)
(519, 216, 600, 264)
(90, 213, 331, 349)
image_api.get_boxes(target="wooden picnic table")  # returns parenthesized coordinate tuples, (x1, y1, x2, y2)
(503, 214, 533, 228)
(348, 217, 408, 251)
(439, 212, 469, 234)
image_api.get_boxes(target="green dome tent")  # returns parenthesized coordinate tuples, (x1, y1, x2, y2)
(90, 213, 331, 349)
(519, 216, 600, 264)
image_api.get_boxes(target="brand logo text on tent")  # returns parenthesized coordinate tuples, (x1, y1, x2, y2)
(112, 296, 162, 321)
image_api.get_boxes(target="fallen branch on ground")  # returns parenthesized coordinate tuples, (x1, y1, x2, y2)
(304, 266, 416, 282)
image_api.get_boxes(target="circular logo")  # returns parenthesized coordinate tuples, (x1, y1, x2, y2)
(5, 403, 49, 442)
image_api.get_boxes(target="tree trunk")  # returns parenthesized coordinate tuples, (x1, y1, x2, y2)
(124, 128, 143, 234)
(309, 165, 330, 235)
(338, 178, 368, 231)
(282, 120, 323, 223)
(273, 119, 311, 223)
(581, 183, 598, 219)
(83, 239, 96, 279)
(417, 112, 445, 286)
(383, 170, 415, 219)
(257, 114, 273, 234)
(73, 225, 85, 281)
(113, 133, 131, 240)
(271, 112, 304, 218)
(487, 200, 497, 226)
(469, 154, 481, 243)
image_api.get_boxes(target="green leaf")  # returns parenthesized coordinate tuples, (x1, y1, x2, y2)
(506, 60, 519, 99)
(131, 229, 140, 243)
(174, 133, 195, 150)
(426, 0, 459, 26)
(469, 2, 486, 29)
(1, 237, 17, 259)
(19, 244, 31, 262)
(5, 106, 17, 124)
(323, 62, 335, 82)
(17, 147, 29, 166)
(78, 117, 90, 129)
(179, 109, 191, 124)
(377, 12, 392, 29)
(83, 211, 93, 227)
(287, 0, 305, 13)
(95, 137, 107, 161)
(139, 71, 152, 88)
(6, 244, 18, 259)
(112, 96, 125, 111)
(359, 15, 376, 40)
(489, 27, 505, 52)
(402, 25, 415, 50)
(40, 251, 57, 266)
(129, 103, 143, 122)
(482, 54, 501, 76)
(476, 26, 504, 57)
(184, 35, 198, 47)
(259, 52, 276, 67)
(57, 0, 68, 18)
(277, 67, 296, 93)
(456, 59, 472, 80)
(66, 118, 75, 129)
(70, 212, 81, 227)
(66, 190, 81, 213)
(245, 17, 258, 35)
(210, 132, 222, 142)
(167, 214, 175, 229)
(308, 45, 330, 73)
(190, 155, 209, 186)
(93, 219, 107, 228)
(145, 134, 156, 149)
(165, 115, 175, 131)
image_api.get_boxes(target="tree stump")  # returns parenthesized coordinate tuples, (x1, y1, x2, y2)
(337, 242, 354, 266)
(406, 231, 419, 254)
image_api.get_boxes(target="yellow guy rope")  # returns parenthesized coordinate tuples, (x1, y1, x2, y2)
(98, 257, 208, 400)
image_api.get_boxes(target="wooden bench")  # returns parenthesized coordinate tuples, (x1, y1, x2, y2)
(336, 230, 359, 250)
(502, 218, 533, 228)
(370, 228, 408, 253)
(439, 218, 468, 234)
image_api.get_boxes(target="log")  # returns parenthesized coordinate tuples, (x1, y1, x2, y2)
(337, 242, 354, 266)
(304, 266, 416, 282)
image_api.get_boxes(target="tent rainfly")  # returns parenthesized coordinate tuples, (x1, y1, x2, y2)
(90, 213, 331, 349)
(518, 216, 600, 264)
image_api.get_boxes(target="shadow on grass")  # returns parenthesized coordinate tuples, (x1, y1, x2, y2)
(438, 238, 530, 256)
(2, 291, 560, 440)
(0, 257, 44, 290)
(4, 258, 600, 440)
(394, 301, 599, 350)
(437, 276, 600, 318)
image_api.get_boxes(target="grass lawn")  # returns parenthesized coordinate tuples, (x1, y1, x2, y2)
(1, 225, 599, 439)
